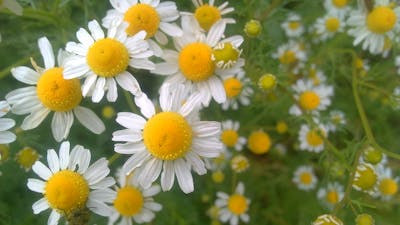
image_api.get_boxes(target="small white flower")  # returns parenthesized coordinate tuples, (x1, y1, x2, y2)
(281, 13, 304, 38)
(317, 182, 344, 209)
(190, 0, 235, 31)
(298, 123, 328, 153)
(313, 10, 345, 42)
(220, 120, 246, 151)
(221, 70, 253, 110)
(272, 40, 307, 75)
(293, 165, 318, 191)
(374, 165, 399, 200)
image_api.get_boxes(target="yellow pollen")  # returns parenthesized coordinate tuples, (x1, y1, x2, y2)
(306, 129, 324, 147)
(325, 17, 340, 32)
(288, 21, 300, 30)
(179, 43, 215, 82)
(299, 91, 320, 110)
(37, 67, 82, 112)
(102, 105, 116, 119)
(45, 170, 89, 212)
(114, 186, 144, 216)
(367, 6, 397, 34)
(194, 4, 221, 31)
(227, 194, 248, 215)
(124, 3, 160, 38)
(379, 178, 398, 196)
(332, 0, 348, 8)
(87, 38, 129, 77)
(223, 78, 242, 98)
(16, 147, 39, 171)
(143, 112, 192, 160)
(326, 191, 339, 204)
(221, 129, 239, 147)
(300, 172, 313, 184)
(247, 130, 271, 154)
(279, 50, 297, 64)
(353, 164, 377, 190)
(212, 42, 240, 68)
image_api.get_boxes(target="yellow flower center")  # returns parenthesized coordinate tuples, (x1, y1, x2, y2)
(276, 121, 288, 134)
(366, 6, 397, 34)
(325, 17, 340, 32)
(212, 42, 240, 68)
(247, 131, 271, 154)
(356, 214, 374, 225)
(124, 3, 160, 38)
(300, 172, 313, 185)
(223, 78, 242, 98)
(179, 43, 215, 82)
(36, 67, 82, 112)
(221, 129, 239, 147)
(0, 145, 9, 162)
(288, 21, 300, 30)
(299, 91, 320, 111)
(326, 190, 339, 204)
(279, 50, 297, 64)
(16, 147, 39, 170)
(212, 170, 225, 183)
(332, 0, 348, 8)
(86, 38, 129, 78)
(113, 186, 144, 216)
(306, 129, 324, 147)
(143, 112, 192, 160)
(194, 4, 221, 31)
(379, 178, 398, 196)
(258, 73, 277, 90)
(45, 170, 89, 213)
(231, 155, 249, 172)
(102, 105, 116, 119)
(363, 147, 383, 165)
(353, 164, 377, 191)
(227, 194, 248, 215)
(244, 20, 262, 38)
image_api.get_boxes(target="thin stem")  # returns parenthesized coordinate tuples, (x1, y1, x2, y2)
(358, 81, 392, 98)
(108, 153, 120, 165)
(123, 90, 138, 113)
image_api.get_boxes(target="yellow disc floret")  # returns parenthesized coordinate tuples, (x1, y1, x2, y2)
(227, 194, 248, 215)
(124, 3, 160, 38)
(247, 130, 271, 154)
(299, 91, 320, 111)
(37, 67, 82, 112)
(224, 78, 242, 98)
(325, 17, 340, 32)
(288, 21, 300, 30)
(221, 129, 239, 147)
(353, 164, 377, 191)
(313, 214, 343, 225)
(45, 170, 89, 212)
(87, 38, 129, 77)
(379, 178, 398, 196)
(367, 6, 397, 34)
(16, 147, 39, 171)
(332, 0, 348, 8)
(279, 50, 297, 64)
(356, 214, 375, 225)
(300, 172, 313, 185)
(258, 73, 277, 91)
(113, 186, 144, 216)
(212, 42, 240, 69)
(306, 129, 324, 147)
(326, 190, 339, 204)
(244, 19, 262, 38)
(179, 43, 215, 82)
(143, 112, 192, 160)
(194, 4, 221, 31)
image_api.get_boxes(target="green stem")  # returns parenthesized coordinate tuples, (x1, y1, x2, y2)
(108, 153, 120, 165)
(0, 56, 31, 79)
(358, 81, 392, 98)
(123, 90, 138, 113)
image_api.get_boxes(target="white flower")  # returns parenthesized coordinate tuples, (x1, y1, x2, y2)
(27, 141, 115, 225)
(326, 110, 346, 132)
(102, 0, 183, 57)
(113, 84, 222, 193)
(374, 165, 399, 200)
(0, 101, 16, 144)
(317, 182, 344, 209)
(281, 13, 304, 38)
(5, 37, 105, 142)
(298, 123, 328, 153)
(272, 40, 307, 75)
(64, 20, 154, 103)
(293, 165, 318, 191)
(215, 182, 250, 225)
(190, 0, 235, 31)
(313, 10, 345, 42)
(221, 70, 253, 110)
(324, 0, 351, 16)
(220, 120, 246, 151)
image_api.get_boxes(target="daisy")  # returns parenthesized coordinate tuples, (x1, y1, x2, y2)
(362, 146, 387, 165)
(317, 182, 344, 209)
(352, 163, 377, 193)
(313, 214, 343, 225)
(5, 37, 105, 142)
(63, 19, 154, 103)
(306, 65, 327, 86)
(108, 170, 162, 224)
(374, 165, 399, 200)
(27, 141, 115, 225)
(230, 154, 249, 173)
(221, 70, 253, 110)
(102, 0, 183, 56)
(221, 120, 246, 151)
(292, 165, 318, 191)
(113, 84, 222, 193)
(215, 182, 250, 225)
(298, 123, 328, 153)
(313, 10, 345, 42)
(190, 0, 235, 31)
(347, 0, 400, 54)
(289, 79, 334, 116)
(326, 110, 346, 132)
(272, 40, 307, 75)
(281, 13, 304, 38)
(324, 0, 351, 15)
(0, 101, 16, 144)
(152, 15, 244, 106)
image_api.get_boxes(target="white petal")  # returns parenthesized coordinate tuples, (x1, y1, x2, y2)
(63, 58, 90, 79)
(48, 210, 61, 225)
(91, 177, 116, 189)
(174, 159, 194, 193)
(58, 141, 70, 170)
(112, 129, 142, 142)
(151, 62, 178, 75)
(138, 158, 162, 188)
(0, 131, 16, 144)
(5, 86, 36, 105)
(32, 198, 49, 214)
(51, 112, 73, 142)
(21, 108, 51, 130)
(74, 106, 105, 134)
(89, 189, 116, 203)
(178, 92, 202, 117)
(159, 22, 183, 37)
(144, 202, 162, 211)
(38, 37, 55, 69)
(92, 77, 106, 102)
(185, 152, 206, 175)
(206, 20, 226, 47)
(115, 71, 141, 95)
(27, 178, 46, 193)
(84, 158, 110, 185)
(106, 78, 118, 102)
(134, 93, 155, 119)
(192, 121, 221, 137)
(76, 27, 95, 47)
(10, 96, 42, 115)
(142, 185, 161, 197)
(47, 149, 60, 173)
(0, 118, 15, 131)
(161, 160, 175, 191)
(77, 148, 91, 174)
(11, 66, 40, 85)
(88, 20, 105, 40)
(32, 161, 52, 180)
(115, 142, 146, 154)
(122, 151, 151, 175)
(193, 138, 222, 157)
(208, 76, 226, 103)
(82, 73, 97, 96)
(115, 112, 146, 130)
(129, 58, 155, 70)
(64, 42, 87, 56)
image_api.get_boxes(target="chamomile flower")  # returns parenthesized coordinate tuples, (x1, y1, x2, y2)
(191, 0, 235, 31)
(64, 20, 154, 103)
(5, 37, 105, 142)
(281, 13, 304, 38)
(27, 141, 115, 225)
(353, 163, 377, 193)
(108, 171, 162, 224)
(221, 70, 253, 110)
(0, 101, 16, 144)
(272, 40, 307, 74)
(152, 15, 244, 106)
(289, 79, 334, 116)
(327, 110, 346, 132)
(313, 11, 345, 42)
(221, 120, 246, 151)
(317, 182, 344, 209)
(215, 182, 250, 225)
(102, 0, 183, 56)
(313, 214, 343, 225)
(374, 166, 399, 200)
(324, 0, 351, 14)
(113, 84, 222, 193)
(306, 65, 327, 86)
(230, 154, 249, 173)
(347, 0, 400, 54)
(362, 146, 387, 165)
(293, 165, 318, 191)
(298, 123, 328, 153)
